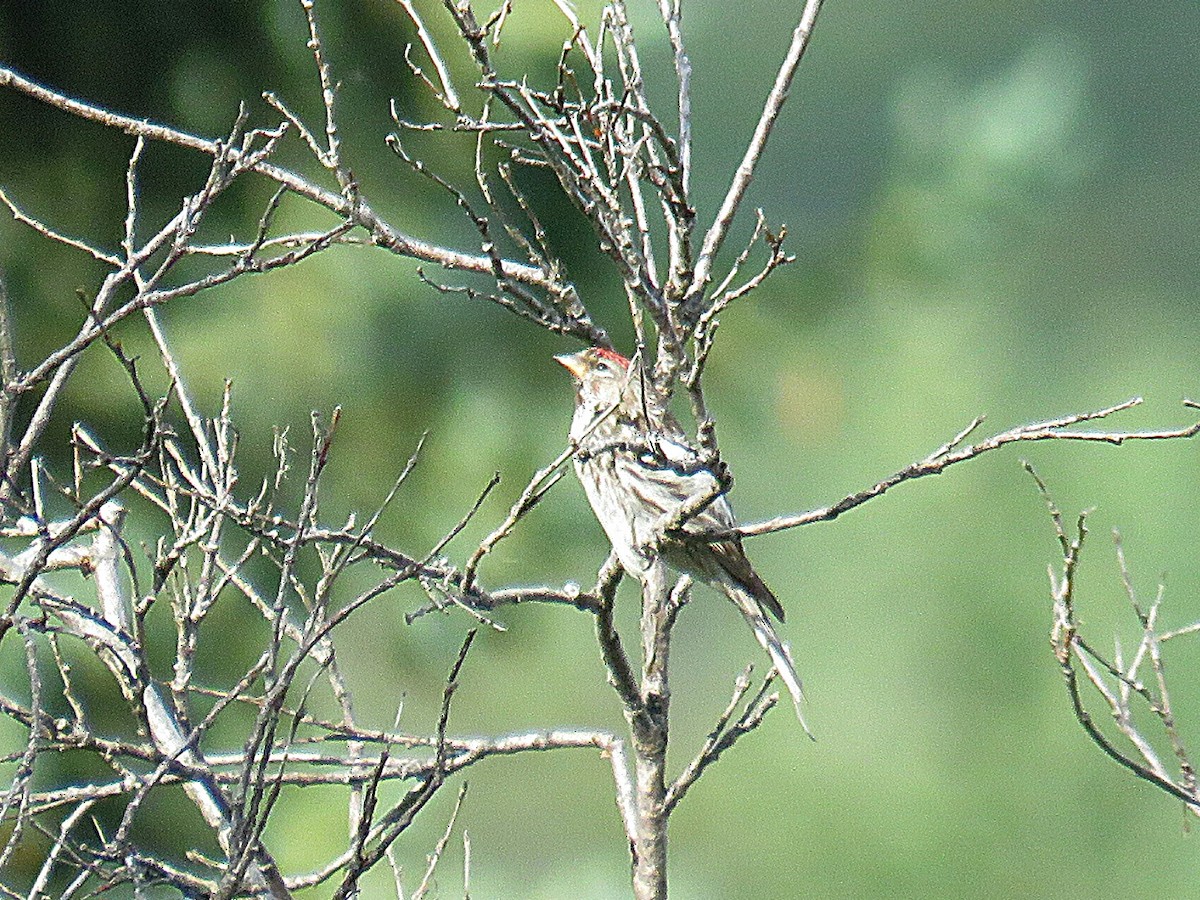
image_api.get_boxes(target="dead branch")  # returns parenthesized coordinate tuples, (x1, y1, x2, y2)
(1030, 465, 1200, 812)
(727, 399, 1200, 541)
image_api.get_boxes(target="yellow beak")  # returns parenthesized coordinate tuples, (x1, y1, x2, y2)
(554, 351, 587, 380)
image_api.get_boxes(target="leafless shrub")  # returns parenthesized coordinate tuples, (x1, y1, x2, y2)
(1031, 460, 1200, 816)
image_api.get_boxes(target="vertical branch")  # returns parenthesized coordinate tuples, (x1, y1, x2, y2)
(629, 563, 672, 900)
(299, 0, 352, 195)
(0, 271, 15, 503)
(688, 0, 823, 309)
(655, 0, 693, 294)
(656, 0, 691, 198)
(0, 618, 42, 876)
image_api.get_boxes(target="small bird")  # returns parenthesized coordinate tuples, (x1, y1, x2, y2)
(555, 347, 808, 732)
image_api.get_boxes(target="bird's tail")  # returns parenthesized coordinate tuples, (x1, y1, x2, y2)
(727, 586, 813, 740)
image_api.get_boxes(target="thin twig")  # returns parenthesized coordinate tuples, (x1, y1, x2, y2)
(412, 783, 469, 900)
(729, 399, 1200, 540)
(689, 0, 824, 304)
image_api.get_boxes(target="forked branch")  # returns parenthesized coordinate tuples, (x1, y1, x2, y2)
(1030, 464, 1200, 813)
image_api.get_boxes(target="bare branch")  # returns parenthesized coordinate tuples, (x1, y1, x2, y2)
(412, 783, 468, 900)
(395, 0, 461, 112)
(730, 399, 1200, 540)
(689, 0, 823, 308)
(665, 666, 777, 814)
(1031, 468, 1200, 812)
(0, 62, 552, 289)
(0, 186, 120, 265)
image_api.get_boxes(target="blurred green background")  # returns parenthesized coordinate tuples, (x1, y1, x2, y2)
(2, 1, 1199, 897)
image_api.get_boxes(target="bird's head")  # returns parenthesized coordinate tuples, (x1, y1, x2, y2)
(554, 347, 631, 410)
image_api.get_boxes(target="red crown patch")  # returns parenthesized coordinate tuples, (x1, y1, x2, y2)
(595, 347, 631, 368)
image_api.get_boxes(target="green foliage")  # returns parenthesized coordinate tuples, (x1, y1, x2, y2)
(1, 1, 1198, 896)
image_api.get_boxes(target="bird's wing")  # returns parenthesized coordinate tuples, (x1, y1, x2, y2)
(610, 435, 725, 523)
(612, 439, 787, 623)
(705, 538, 786, 622)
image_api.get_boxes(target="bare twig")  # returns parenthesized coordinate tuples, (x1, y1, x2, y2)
(688, 0, 823, 309)
(0, 62, 553, 290)
(665, 666, 777, 814)
(729, 399, 1200, 540)
(1031, 466, 1200, 812)
(412, 783, 469, 900)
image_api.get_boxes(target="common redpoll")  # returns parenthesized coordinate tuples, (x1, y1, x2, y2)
(555, 347, 807, 731)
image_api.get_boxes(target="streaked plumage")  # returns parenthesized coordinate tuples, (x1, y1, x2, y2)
(555, 347, 808, 732)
